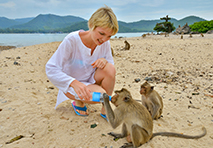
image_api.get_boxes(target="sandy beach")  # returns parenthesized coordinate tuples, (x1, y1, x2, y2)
(0, 34, 213, 148)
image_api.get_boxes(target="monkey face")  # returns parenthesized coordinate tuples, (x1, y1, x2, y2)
(140, 81, 154, 95)
(140, 86, 146, 95)
(112, 88, 132, 107)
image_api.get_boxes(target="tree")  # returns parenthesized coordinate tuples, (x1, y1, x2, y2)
(154, 15, 175, 33)
(189, 20, 213, 33)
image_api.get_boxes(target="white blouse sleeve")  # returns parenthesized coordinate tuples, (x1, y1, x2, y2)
(45, 37, 75, 93)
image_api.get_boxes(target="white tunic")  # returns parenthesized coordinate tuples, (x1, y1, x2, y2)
(45, 30, 114, 109)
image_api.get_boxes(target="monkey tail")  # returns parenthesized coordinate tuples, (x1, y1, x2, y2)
(151, 126, 206, 139)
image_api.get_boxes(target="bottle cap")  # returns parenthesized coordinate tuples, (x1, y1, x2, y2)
(109, 95, 112, 101)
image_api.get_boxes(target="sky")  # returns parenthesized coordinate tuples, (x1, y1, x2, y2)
(0, 0, 212, 22)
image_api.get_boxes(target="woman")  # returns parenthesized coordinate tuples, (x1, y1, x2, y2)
(45, 5, 119, 118)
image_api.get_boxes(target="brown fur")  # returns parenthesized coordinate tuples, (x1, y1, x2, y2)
(140, 81, 163, 120)
(103, 88, 207, 148)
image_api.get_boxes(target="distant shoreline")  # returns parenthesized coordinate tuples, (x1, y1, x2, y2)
(1, 33, 213, 50)
(0, 45, 16, 51)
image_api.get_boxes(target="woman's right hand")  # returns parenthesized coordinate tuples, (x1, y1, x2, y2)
(70, 80, 92, 101)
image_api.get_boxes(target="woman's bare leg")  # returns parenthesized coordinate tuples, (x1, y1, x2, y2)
(65, 63, 116, 115)
(94, 63, 116, 115)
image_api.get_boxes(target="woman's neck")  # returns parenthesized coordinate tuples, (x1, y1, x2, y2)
(79, 31, 97, 51)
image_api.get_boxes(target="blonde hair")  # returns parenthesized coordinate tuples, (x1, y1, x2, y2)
(88, 5, 119, 35)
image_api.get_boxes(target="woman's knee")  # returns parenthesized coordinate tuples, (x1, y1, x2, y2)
(104, 63, 116, 77)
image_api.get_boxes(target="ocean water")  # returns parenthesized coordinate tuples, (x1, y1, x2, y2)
(0, 32, 149, 47)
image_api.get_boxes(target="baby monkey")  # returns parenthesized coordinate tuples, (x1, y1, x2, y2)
(140, 81, 163, 120)
(103, 88, 206, 148)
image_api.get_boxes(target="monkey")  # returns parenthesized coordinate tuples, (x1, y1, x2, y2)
(121, 40, 130, 50)
(181, 32, 184, 39)
(189, 33, 192, 38)
(111, 47, 114, 56)
(140, 81, 163, 120)
(201, 33, 204, 37)
(142, 34, 146, 38)
(103, 88, 207, 148)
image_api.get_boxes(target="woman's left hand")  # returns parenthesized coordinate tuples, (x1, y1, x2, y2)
(91, 58, 108, 69)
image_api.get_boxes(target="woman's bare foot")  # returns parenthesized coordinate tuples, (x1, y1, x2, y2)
(74, 100, 89, 115)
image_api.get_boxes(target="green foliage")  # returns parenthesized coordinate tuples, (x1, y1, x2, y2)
(160, 15, 171, 22)
(154, 16, 176, 33)
(189, 20, 213, 33)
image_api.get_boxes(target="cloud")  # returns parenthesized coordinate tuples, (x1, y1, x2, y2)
(0, 1, 16, 8)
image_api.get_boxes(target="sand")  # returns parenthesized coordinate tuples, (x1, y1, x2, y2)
(0, 34, 213, 148)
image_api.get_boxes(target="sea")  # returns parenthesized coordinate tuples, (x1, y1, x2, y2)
(0, 32, 150, 47)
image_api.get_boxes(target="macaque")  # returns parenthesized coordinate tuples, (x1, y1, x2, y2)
(140, 81, 163, 120)
(142, 34, 146, 38)
(111, 47, 114, 56)
(122, 40, 130, 50)
(181, 32, 184, 39)
(103, 88, 206, 148)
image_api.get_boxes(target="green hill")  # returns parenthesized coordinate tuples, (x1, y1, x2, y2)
(0, 17, 22, 28)
(11, 14, 86, 31)
(0, 14, 207, 33)
(173, 16, 206, 27)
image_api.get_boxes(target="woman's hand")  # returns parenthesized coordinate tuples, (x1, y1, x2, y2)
(70, 80, 92, 101)
(91, 58, 108, 69)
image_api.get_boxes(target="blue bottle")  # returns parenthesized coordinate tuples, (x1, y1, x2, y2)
(92, 92, 112, 102)
(75, 92, 111, 102)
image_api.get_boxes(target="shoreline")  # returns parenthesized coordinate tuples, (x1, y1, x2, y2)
(1, 32, 213, 49)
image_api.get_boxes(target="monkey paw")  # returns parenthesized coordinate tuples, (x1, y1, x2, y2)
(103, 93, 109, 101)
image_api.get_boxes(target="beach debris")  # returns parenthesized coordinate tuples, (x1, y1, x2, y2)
(48, 86, 54, 89)
(144, 77, 152, 81)
(0, 109, 2, 111)
(16, 56, 21, 59)
(6, 135, 24, 144)
(192, 92, 199, 95)
(134, 78, 140, 83)
(90, 123, 97, 128)
(5, 57, 11, 59)
(0, 46, 16, 51)
(113, 137, 120, 141)
(13, 61, 20, 65)
(60, 116, 69, 120)
(188, 105, 200, 109)
(204, 94, 213, 98)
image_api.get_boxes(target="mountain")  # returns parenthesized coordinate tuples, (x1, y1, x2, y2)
(0, 14, 207, 33)
(117, 16, 205, 32)
(118, 18, 177, 32)
(14, 17, 34, 24)
(10, 14, 86, 31)
(173, 16, 206, 27)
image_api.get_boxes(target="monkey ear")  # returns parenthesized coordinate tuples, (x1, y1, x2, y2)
(123, 96, 130, 102)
